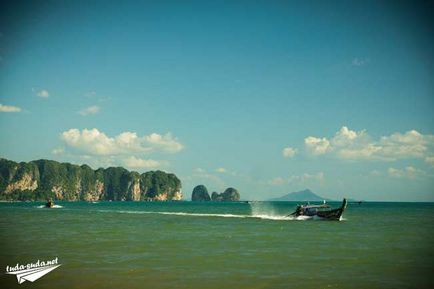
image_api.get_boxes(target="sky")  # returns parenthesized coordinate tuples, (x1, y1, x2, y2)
(0, 0, 433, 201)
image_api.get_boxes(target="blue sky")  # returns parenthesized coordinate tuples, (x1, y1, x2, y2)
(0, 0, 433, 201)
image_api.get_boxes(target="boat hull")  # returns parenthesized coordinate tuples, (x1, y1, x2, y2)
(316, 206, 345, 220)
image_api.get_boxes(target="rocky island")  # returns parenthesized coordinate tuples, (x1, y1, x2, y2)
(0, 158, 182, 201)
(191, 185, 240, 201)
(191, 185, 211, 201)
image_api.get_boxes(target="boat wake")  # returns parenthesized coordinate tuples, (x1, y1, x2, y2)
(97, 209, 312, 221)
(36, 204, 63, 209)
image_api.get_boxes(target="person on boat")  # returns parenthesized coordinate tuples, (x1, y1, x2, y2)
(45, 198, 54, 208)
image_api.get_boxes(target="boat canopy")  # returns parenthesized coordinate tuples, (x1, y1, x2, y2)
(299, 204, 330, 209)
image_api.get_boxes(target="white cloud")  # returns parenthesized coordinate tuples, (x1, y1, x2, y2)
(51, 147, 65, 155)
(78, 155, 116, 169)
(305, 137, 331, 155)
(60, 128, 183, 155)
(332, 126, 361, 146)
(0, 103, 21, 112)
(288, 172, 324, 183)
(304, 126, 434, 161)
(123, 156, 162, 169)
(282, 147, 297, 158)
(36, 89, 49, 98)
(190, 168, 225, 187)
(388, 166, 425, 179)
(215, 167, 238, 176)
(55, 129, 182, 171)
(352, 57, 369, 66)
(425, 156, 434, 166)
(61, 128, 118, 155)
(78, 105, 100, 116)
(144, 132, 184, 153)
(84, 91, 97, 97)
(378, 130, 429, 159)
(269, 172, 325, 186)
(269, 177, 285, 186)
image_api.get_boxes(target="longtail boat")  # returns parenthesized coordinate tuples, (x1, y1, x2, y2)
(289, 198, 347, 220)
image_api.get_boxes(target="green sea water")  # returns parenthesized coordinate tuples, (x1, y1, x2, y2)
(0, 201, 433, 289)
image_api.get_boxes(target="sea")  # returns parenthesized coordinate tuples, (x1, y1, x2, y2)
(0, 201, 433, 289)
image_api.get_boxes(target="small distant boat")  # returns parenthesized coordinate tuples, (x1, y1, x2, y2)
(45, 199, 54, 208)
(289, 198, 347, 220)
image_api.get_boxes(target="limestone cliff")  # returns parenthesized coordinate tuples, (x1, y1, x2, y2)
(0, 158, 182, 201)
(5, 173, 38, 194)
(191, 185, 211, 201)
(211, 187, 240, 201)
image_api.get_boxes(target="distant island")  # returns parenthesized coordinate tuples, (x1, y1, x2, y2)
(268, 189, 332, 202)
(191, 185, 240, 201)
(0, 158, 182, 201)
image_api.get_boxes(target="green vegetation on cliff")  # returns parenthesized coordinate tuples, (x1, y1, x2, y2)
(0, 158, 182, 201)
(191, 185, 240, 201)
(211, 187, 240, 201)
(191, 185, 211, 201)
